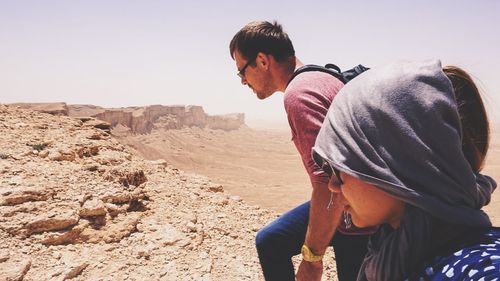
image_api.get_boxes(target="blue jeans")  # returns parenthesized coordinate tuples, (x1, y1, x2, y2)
(256, 201, 369, 281)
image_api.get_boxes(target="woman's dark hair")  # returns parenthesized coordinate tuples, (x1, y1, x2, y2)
(229, 21, 295, 62)
(444, 65, 490, 172)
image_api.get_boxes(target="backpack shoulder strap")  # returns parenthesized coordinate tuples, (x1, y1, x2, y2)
(341, 64, 370, 82)
(287, 64, 347, 86)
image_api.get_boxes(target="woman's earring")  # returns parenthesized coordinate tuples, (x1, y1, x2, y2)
(343, 211, 352, 229)
(327, 192, 334, 210)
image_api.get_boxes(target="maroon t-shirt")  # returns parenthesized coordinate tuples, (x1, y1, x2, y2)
(284, 70, 375, 235)
(284, 71, 343, 185)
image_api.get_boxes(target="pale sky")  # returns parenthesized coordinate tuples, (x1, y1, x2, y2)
(1, 0, 499, 125)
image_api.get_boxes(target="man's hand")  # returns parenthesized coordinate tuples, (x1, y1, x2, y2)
(296, 260, 323, 281)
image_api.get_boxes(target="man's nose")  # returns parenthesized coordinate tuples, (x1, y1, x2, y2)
(240, 76, 248, 85)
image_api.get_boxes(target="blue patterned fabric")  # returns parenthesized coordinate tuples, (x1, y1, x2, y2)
(406, 227, 500, 280)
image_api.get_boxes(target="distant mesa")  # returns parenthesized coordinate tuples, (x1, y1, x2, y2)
(9, 103, 245, 133)
(10, 102, 69, 116)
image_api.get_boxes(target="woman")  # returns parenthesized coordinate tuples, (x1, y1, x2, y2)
(312, 60, 499, 280)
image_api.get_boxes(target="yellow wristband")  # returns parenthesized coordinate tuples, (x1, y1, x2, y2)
(301, 244, 324, 262)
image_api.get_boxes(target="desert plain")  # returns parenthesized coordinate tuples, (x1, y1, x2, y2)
(122, 121, 500, 225)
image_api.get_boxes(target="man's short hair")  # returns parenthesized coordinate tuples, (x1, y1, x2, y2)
(229, 21, 295, 62)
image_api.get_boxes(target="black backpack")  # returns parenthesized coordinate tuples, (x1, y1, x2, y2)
(287, 63, 369, 85)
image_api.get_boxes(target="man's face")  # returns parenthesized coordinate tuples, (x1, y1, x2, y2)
(234, 51, 274, 100)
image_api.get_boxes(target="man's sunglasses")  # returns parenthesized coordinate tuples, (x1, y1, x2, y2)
(237, 56, 256, 78)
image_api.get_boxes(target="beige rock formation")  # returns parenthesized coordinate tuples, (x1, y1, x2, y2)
(8, 103, 246, 134)
(9, 103, 68, 116)
(0, 105, 339, 280)
(85, 104, 245, 133)
(66, 103, 244, 133)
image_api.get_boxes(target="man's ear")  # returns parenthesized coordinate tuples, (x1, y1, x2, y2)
(256, 52, 270, 70)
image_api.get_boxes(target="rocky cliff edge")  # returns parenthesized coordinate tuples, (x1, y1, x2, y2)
(10, 103, 245, 134)
(0, 104, 274, 281)
(68, 104, 245, 134)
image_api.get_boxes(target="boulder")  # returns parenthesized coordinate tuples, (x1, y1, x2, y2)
(79, 198, 106, 217)
(0, 187, 51, 206)
(25, 210, 79, 235)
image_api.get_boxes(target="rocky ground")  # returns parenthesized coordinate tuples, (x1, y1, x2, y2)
(0, 105, 338, 281)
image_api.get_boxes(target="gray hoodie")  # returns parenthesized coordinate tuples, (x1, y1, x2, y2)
(312, 60, 496, 280)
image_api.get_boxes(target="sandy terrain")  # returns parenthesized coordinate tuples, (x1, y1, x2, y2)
(117, 126, 311, 214)
(118, 124, 500, 225)
(1, 105, 345, 280)
(483, 129, 500, 224)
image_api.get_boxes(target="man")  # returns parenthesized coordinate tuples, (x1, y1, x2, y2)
(229, 21, 372, 281)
